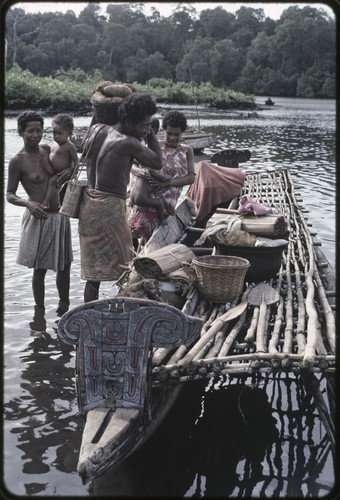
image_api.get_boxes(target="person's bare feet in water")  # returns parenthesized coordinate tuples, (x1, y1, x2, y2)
(56, 300, 70, 316)
(29, 305, 46, 332)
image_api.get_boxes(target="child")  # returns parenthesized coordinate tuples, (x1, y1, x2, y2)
(42, 113, 78, 209)
(130, 117, 172, 223)
(130, 168, 173, 222)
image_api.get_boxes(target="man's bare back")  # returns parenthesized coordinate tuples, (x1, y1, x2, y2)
(84, 122, 162, 196)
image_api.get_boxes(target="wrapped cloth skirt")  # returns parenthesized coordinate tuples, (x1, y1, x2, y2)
(17, 210, 73, 271)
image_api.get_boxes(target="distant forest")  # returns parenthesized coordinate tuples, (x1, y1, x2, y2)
(4, 3, 336, 98)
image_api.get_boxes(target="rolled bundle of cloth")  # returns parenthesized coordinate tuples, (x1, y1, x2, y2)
(133, 243, 195, 279)
(186, 161, 246, 222)
(240, 214, 289, 237)
(196, 212, 288, 246)
(209, 211, 289, 238)
(195, 215, 243, 246)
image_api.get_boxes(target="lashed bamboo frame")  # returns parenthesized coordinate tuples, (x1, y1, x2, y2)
(152, 168, 335, 382)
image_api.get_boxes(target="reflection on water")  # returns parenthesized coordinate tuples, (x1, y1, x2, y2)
(93, 376, 335, 497)
(4, 331, 88, 496)
(3, 97, 335, 496)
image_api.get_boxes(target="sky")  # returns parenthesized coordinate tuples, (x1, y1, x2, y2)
(9, 1, 335, 19)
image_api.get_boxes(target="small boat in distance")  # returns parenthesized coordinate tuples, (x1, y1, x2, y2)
(159, 130, 215, 152)
(71, 130, 215, 153)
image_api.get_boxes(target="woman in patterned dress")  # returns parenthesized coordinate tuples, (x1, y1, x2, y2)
(128, 111, 195, 245)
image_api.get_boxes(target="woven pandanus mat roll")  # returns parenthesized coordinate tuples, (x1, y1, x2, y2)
(134, 244, 195, 279)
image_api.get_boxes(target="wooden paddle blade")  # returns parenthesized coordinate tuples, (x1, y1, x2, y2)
(248, 283, 280, 306)
(219, 301, 248, 322)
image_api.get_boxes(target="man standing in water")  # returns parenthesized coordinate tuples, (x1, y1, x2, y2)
(6, 111, 73, 331)
(79, 92, 162, 302)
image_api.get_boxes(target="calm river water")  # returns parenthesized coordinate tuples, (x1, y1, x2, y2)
(3, 97, 336, 497)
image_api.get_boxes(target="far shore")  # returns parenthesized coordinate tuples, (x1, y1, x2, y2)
(5, 99, 263, 119)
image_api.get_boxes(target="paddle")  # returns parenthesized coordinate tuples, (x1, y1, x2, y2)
(177, 301, 248, 367)
(248, 283, 280, 352)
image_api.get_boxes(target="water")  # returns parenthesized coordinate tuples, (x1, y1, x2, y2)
(3, 97, 336, 497)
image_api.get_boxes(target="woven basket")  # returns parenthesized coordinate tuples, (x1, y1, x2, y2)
(192, 255, 250, 303)
(91, 100, 121, 125)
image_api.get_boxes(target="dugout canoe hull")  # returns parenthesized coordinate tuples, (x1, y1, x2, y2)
(57, 297, 203, 484)
(77, 384, 182, 483)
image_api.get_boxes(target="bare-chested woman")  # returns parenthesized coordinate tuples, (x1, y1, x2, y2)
(6, 111, 73, 331)
(78, 92, 163, 302)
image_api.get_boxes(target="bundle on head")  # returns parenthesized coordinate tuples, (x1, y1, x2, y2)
(91, 81, 136, 125)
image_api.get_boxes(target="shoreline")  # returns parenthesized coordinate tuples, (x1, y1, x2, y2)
(4, 100, 261, 118)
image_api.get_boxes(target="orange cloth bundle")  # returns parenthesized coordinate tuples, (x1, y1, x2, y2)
(186, 161, 245, 221)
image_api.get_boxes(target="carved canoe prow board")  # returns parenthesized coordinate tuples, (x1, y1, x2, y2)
(58, 297, 203, 482)
(58, 297, 203, 414)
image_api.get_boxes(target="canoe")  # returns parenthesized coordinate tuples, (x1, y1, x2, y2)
(158, 130, 215, 152)
(182, 132, 215, 152)
(71, 130, 215, 153)
(57, 166, 335, 484)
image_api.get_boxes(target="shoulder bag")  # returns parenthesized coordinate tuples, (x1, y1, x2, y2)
(59, 123, 107, 218)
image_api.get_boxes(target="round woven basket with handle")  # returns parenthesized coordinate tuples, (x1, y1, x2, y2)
(192, 255, 250, 303)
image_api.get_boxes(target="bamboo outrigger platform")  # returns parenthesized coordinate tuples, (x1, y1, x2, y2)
(151, 168, 335, 383)
(58, 167, 335, 483)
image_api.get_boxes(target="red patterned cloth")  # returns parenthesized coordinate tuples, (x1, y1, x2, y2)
(186, 161, 246, 221)
(128, 207, 161, 239)
(128, 140, 191, 239)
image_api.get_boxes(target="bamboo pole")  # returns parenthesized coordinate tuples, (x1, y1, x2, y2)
(152, 286, 200, 366)
(244, 307, 259, 344)
(176, 301, 248, 367)
(313, 268, 336, 354)
(217, 311, 248, 357)
(153, 352, 335, 375)
(269, 296, 283, 355)
(166, 363, 335, 383)
(205, 330, 226, 358)
(282, 241, 294, 356)
(191, 352, 334, 366)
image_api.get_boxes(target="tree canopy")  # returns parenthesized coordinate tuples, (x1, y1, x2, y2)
(4, 3, 335, 97)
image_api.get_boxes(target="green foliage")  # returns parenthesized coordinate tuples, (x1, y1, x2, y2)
(4, 3, 335, 99)
(5, 68, 255, 109)
(5, 65, 101, 109)
(5, 65, 46, 107)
